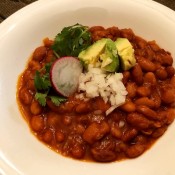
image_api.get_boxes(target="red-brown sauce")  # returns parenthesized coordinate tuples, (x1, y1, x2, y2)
(17, 26, 175, 162)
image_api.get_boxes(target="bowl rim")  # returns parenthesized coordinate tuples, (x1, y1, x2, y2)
(0, 0, 175, 175)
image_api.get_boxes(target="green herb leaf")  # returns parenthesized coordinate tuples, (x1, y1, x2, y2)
(35, 92, 47, 106)
(34, 62, 52, 92)
(34, 63, 67, 107)
(52, 23, 91, 57)
(45, 62, 52, 72)
(34, 71, 51, 91)
(49, 95, 67, 106)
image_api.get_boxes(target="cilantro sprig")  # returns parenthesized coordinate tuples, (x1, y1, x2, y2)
(52, 23, 91, 57)
(34, 24, 91, 106)
(34, 71, 51, 90)
(34, 63, 67, 106)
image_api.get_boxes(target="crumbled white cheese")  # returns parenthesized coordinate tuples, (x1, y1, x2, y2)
(76, 65, 128, 115)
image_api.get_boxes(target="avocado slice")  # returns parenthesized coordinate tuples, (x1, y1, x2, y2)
(78, 38, 108, 66)
(100, 39, 119, 72)
(78, 38, 119, 72)
(115, 38, 136, 71)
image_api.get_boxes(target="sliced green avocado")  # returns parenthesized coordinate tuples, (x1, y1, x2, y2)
(100, 39, 119, 72)
(115, 38, 136, 71)
(78, 38, 119, 72)
(78, 38, 108, 66)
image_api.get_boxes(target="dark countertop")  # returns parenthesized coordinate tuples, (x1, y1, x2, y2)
(0, 0, 175, 23)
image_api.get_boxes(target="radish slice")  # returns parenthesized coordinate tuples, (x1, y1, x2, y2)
(50, 57, 83, 97)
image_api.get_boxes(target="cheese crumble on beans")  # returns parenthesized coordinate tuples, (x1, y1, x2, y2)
(76, 65, 128, 115)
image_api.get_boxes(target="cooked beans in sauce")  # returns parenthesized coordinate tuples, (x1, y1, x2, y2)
(17, 26, 175, 162)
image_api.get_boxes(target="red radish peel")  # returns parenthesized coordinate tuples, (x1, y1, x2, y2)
(50, 57, 83, 97)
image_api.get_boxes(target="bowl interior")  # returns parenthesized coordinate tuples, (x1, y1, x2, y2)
(0, 0, 175, 175)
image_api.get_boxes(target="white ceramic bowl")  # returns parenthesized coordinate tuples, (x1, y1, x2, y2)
(0, 0, 175, 175)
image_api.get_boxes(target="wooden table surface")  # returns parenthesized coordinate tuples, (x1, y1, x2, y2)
(0, 0, 175, 23)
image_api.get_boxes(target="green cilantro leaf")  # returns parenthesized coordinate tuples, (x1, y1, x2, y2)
(34, 71, 51, 91)
(35, 92, 47, 106)
(34, 63, 67, 107)
(34, 24, 90, 107)
(49, 95, 67, 106)
(34, 62, 52, 91)
(45, 62, 52, 72)
(52, 23, 91, 57)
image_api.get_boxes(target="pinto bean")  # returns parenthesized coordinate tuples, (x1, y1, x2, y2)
(156, 67, 168, 80)
(156, 52, 173, 66)
(115, 142, 128, 153)
(127, 112, 152, 130)
(152, 126, 167, 138)
(43, 37, 54, 48)
(134, 37, 147, 49)
(135, 97, 155, 108)
(134, 135, 147, 144)
(28, 60, 41, 70)
(23, 70, 35, 82)
(166, 66, 175, 78)
(156, 109, 175, 127)
(33, 46, 47, 61)
(126, 82, 137, 98)
(75, 102, 91, 113)
(170, 76, 175, 87)
(42, 129, 53, 143)
(141, 129, 153, 135)
(47, 99, 74, 113)
(126, 144, 145, 158)
(120, 28, 134, 41)
(166, 108, 175, 124)
(143, 72, 157, 86)
(108, 110, 125, 123)
(45, 50, 55, 63)
(153, 121, 164, 128)
(136, 105, 158, 120)
(138, 57, 156, 72)
(155, 63, 162, 69)
(91, 148, 116, 162)
(106, 26, 120, 38)
(132, 64, 143, 85)
(19, 88, 33, 105)
(71, 145, 85, 159)
(30, 100, 42, 115)
(30, 115, 44, 132)
(145, 46, 155, 61)
(55, 130, 65, 143)
(156, 111, 168, 124)
(83, 121, 110, 144)
(60, 101, 77, 113)
(120, 101, 136, 113)
(150, 88, 161, 108)
(161, 86, 175, 104)
(92, 30, 107, 41)
(106, 34, 114, 40)
(27, 79, 35, 91)
(89, 26, 105, 33)
(77, 115, 90, 126)
(91, 139, 116, 162)
(134, 49, 145, 57)
(136, 86, 151, 97)
(47, 112, 60, 127)
(122, 128, 138, 142)
(122, 71, 130, 85)
(74, 124, 86, 134)
(148, 40, 160, 52)
(62, 115, 72, 125)
(93, 97, 110, 112)
(111, 123, 122, 139)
